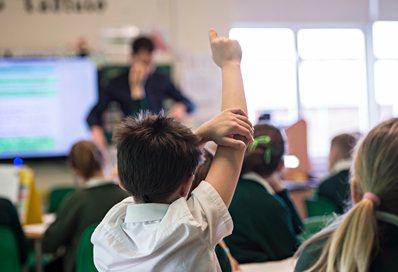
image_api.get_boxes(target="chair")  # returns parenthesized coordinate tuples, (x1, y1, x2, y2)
(298, 215, 335, 242)
(47, 186, 75, 213)
(0, 226, 22, 272)
(76, 224, 98, 272)
(305, 196, 339, 217)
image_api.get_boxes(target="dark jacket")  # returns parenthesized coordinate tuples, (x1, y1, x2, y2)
(42, 182, 129, 272)
(87, 70, 195, 127)
(316, 169, 351, 213)
(216, 244, 232, 272)
(225, 175, 303, 263)
(0, 198, 29, 264)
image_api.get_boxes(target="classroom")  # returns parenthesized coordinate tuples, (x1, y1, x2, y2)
(1, 0, 398, 271)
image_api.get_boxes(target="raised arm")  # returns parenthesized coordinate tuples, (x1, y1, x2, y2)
(204, 29, 249, 207)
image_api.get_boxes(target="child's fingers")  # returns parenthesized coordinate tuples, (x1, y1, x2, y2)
(233, 114, 253, 129)
(221, 137, 246, 149)
(209, 28, 218, 43)
(229, 122, 253, 143)
(226, 108, 248, 117)
(233, 118, 253, 136)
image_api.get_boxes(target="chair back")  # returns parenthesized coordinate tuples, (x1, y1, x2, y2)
(47, 187, 75, 213)
(0, 226, 22, 272)
(76, 224, 98, 272)
(305, 196, 339, 217)
(299, 215, 335, 242)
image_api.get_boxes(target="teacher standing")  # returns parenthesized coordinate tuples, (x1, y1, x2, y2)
(87, 36, 195, 149)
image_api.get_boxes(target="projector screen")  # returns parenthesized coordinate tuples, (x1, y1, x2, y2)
(0, 58, 98, 159)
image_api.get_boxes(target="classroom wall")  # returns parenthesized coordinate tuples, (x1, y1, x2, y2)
(2, 0, 398, 54)
(4, 0, 398, 50)
(2, 1, 398, 106)
(231, 0, 370, 24)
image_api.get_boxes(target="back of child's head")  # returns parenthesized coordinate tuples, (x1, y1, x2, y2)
(241, 123, 285, 177)
(68, 140, 104, 180)
(113, 113, 202, 203)
(353, 118, 398, 214)
(330, 133, 358, 161)
(304, 118, 398, 272)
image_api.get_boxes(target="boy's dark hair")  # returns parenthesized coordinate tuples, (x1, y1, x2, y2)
(241, 124, 285, 177)
(131, 36, 155, 54)
(114, 112, 202, 203)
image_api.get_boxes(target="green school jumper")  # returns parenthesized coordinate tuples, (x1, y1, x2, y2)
(42, 182, 129, 272)
(316, 169, 351, 213)
(225, 173, 303, 264)
(216, 244, 232, 272)
(295, 221, 398, 272)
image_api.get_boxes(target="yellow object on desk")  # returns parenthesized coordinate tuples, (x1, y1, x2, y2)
(19, 167, 43, 225)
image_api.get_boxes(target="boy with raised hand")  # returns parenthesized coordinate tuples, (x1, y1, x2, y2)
(91, 28, 251, 271)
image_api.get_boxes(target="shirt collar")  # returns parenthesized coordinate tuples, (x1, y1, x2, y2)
(331, 159, 352, 174)
(242, 172, 275, 195)
(84, 177, 115, 188)
(125, 203, 170, 222)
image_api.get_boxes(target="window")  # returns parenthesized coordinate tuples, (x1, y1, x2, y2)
(298, 29, 367, 158)
(229, 28, 298, 124)
(230, 27, 368, 160)
(373, 21, 398, 122)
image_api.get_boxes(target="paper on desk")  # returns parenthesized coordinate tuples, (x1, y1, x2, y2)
(23, 224, 48, 233)
(240, 258, 296, 272)
(0, 164, 19, 203)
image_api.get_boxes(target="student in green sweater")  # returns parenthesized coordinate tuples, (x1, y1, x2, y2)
(225, 123, 303, 263)
(42, 140, 129, 272)
(0, 197, 29, 266)
(315, 133, 358, 213)
(295, 118, 398, 272)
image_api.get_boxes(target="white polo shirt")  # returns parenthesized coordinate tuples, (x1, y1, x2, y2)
(91, 181, 233, 272)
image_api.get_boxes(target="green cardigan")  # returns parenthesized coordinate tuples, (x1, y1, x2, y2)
(225, 176, 303, 264)
(0, 198, 29, 264)
(295, 221, 398, 272)
(316, 169, 351, 213)
(42, 182, 129, 272)
(216, 244, 232, 272)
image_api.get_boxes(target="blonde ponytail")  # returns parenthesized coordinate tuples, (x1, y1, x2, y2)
(305, 198, 378, 272)
(299, 118, 398, 272)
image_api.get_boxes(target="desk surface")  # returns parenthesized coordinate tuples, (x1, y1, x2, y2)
(23, 213, 55, 239)
(284, 179, 319, 191)
(240, 258, 295, 272)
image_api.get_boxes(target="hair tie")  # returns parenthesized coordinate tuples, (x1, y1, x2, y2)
(363, 192, 381, 207)
(248, 136, 272, 164)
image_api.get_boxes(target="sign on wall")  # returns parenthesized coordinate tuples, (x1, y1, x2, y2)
(24, 0, 106, 13)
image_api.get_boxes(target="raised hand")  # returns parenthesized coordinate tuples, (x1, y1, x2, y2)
(195, 108, 253, 149)
(129, 61, 150, 86)
(209, 28, 242, 68)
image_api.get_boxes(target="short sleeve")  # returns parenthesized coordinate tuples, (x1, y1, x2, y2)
(188, 181, 233, 247)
